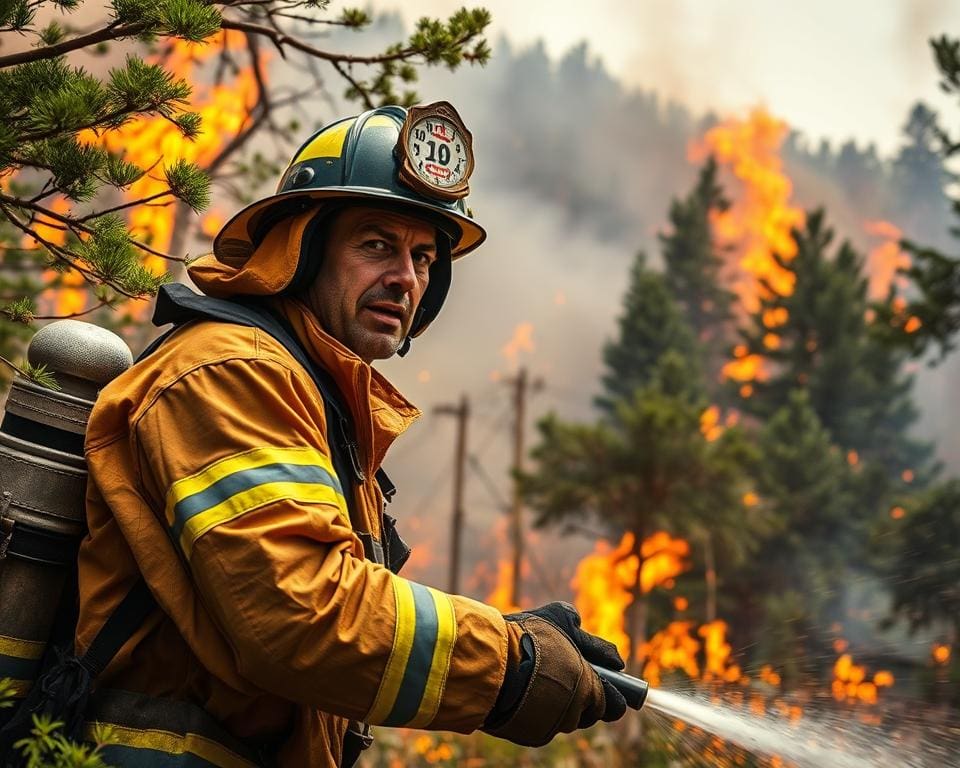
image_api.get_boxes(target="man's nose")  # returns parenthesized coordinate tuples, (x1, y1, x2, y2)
(382, 250, 418, 293)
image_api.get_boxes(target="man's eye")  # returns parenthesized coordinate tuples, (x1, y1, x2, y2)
(365, 239, 389, 252)
(414, 252, 435, 267)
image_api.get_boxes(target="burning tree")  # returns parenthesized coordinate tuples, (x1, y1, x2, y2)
(0, 0, 491, 376)
(659, 156, 736, 387)
(524, 219, 766, 671)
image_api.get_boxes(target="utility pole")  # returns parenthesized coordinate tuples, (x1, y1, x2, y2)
(506, 368, 531, 609)
(435, 395, 469, 594)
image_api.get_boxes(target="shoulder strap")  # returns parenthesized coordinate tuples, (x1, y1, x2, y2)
(146, 283, 366, 492)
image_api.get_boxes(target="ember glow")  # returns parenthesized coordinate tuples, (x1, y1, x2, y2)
(831, 652, 895, 705)
(501, 322, 535, 367)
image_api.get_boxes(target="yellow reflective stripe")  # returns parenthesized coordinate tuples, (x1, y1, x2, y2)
(365, 578, 417, 725)
(294, 118, 355, 163)
(407, 587, 457, 728)
(84, 723, 257, 768)
(0, 634, 44, 660)
(165, 446, 336, 526)
(180, 481, 344, 559)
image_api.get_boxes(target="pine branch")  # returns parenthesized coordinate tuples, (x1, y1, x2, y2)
(0, 21, 148, 68)
(219, 17, 459, 65)
(75, 191, 174, 222)
(31, 299, 112, 320)
(0, 192, 187, 264)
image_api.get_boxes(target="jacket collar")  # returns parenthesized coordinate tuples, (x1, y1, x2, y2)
(270, 297, 421, 475)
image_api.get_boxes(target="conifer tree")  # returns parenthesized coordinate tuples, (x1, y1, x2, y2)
(0, 0, 491, 375)
(734, 210, 929, 479)
(526, 250, 761, 667)
(525, 351, 759, 668)
(888, 479, 960, 644)
(596, 252, 700, 413)
(659, 156, 735, 384)
(737, 389, 857, 678)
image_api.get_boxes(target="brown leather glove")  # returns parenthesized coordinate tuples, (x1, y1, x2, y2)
(483, 602, 628, 747)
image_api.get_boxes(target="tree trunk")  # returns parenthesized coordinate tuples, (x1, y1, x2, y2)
(626, 527, 648, 676)
(703, 532, 717, 623)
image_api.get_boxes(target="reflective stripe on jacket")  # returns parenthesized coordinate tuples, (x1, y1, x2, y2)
(77, 296, 517, 767)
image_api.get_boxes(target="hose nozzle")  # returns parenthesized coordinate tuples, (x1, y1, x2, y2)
(591, 664, 649, 710)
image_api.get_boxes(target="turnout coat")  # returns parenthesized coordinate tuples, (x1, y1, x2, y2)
(76, 209, 519, 766)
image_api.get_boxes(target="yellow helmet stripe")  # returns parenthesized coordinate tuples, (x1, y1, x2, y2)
(294, 118, 356, 163)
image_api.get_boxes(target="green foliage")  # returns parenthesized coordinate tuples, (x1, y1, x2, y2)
(164, 158, 210, 212)
(106, 56, 191, 118)
(343, 8, 492, 107)
(0, 0, 34, 30)
(13, 713, 115, 768)
(0, 676, 17, 707)
(159, 0, 223, 42)
(76, 214, 166, 296)
(595, 252, 701, 413)
(888, 479, 960, 637)
(660, 156, 735, 363)
(755, 390, 857, 563)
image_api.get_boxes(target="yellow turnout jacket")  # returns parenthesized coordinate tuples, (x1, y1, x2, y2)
(76, 209, 518, 766)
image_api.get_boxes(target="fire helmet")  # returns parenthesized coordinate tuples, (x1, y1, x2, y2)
(213, 102, 486, 346)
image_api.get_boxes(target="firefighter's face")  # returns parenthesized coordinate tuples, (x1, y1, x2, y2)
(307, 206, 437, 362)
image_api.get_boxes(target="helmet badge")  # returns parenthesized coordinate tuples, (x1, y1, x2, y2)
(396, 101, 474, 202)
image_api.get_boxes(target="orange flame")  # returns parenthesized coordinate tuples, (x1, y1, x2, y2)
(484, 517, 521, 613)
(933, 644, 951, 665)
(864, 220, 910, 300)
(571, 532, 689, 660)
(690, 108, 805, 315)
(501, 322, 535, 366)
(639, 621, 700, 687)
(699, 619, 742, 683)
(832, 651, 894, 704)
(485, 559, 519, 614)
(92, 30, 264, 272)
(700, 405, 723, 442)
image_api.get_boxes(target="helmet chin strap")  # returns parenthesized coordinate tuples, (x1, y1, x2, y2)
(397, 305, 426, 357)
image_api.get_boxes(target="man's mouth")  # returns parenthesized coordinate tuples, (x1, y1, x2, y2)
(363, 302, 407, 329)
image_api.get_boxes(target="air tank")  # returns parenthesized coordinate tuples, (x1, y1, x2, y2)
(0, 321, 131, 712)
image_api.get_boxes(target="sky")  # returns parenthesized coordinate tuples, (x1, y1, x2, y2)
(371, 0, 960, 157)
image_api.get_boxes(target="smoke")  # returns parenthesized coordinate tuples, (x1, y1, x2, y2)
(249, 16, 960, 598)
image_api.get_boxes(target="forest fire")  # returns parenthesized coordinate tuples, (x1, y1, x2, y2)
(97, 30, 261, 263)
(571, 531, 689, 660)
(47, 31, 263, 319)
(638, 619, 743, 688)
(864, 219, 910, 300)
(690, 108, 805, 316)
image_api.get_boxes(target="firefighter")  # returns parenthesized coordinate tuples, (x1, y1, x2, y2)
(74, 103, 628, 767)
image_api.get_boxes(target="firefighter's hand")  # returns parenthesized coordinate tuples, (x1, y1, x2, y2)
(483, 602, 628, 747)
